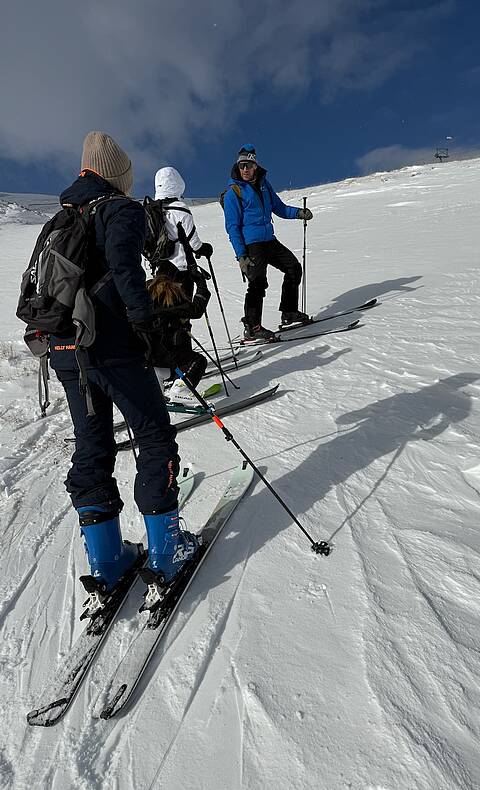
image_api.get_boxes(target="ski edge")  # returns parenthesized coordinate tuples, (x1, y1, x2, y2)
(116, 385, 280, 450)
(98, 462, 255, 719)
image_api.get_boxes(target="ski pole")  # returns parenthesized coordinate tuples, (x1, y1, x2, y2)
(190, 332, 240, 390)
(206, 256, 238, 369)
(174, 366, 331, 556)
(124, 415, 138, 462)
(204, 309, 229, 397)
(301, 196, 307, 315)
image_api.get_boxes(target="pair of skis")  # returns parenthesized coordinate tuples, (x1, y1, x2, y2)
(26, 463, 254, 726)
(205, 300, 376, 354)
(237, 298, 376, 347)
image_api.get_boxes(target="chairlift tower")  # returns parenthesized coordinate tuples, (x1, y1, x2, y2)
(434, 148, 449, 162)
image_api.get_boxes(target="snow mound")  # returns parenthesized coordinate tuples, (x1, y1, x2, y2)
(0, 192, 58, 225)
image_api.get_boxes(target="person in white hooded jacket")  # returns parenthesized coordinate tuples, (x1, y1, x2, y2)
(154, 166, 213, 287)
(151, 166, 213, 403)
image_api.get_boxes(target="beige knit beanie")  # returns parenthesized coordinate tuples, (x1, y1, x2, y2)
(81, 131, 133, 195)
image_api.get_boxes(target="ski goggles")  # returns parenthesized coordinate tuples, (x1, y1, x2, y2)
(238, 161, 256, 170)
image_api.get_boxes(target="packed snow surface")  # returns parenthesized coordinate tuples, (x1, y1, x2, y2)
(1, 159, 480, 789)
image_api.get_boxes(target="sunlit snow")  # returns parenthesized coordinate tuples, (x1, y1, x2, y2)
(1, 158, 479, 789)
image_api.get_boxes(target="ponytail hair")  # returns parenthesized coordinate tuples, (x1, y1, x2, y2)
(148, 274, 185, 307)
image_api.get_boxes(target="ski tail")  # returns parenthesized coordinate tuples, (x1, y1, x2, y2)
(26, 465, 197, 727)
(98, 462, 254, 719)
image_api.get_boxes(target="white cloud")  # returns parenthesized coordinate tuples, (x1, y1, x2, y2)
(0, 0, 456, 182)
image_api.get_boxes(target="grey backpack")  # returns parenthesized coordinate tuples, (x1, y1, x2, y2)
(17, 194, 125, 415)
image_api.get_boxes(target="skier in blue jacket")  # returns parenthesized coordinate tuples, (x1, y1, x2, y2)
(223, 144, 313, 341)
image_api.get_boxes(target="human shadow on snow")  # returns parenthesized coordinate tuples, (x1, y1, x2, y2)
(196, 372, 480, 591)
(137, 372, 479, 711)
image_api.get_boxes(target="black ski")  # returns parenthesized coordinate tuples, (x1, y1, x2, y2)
(277, 297, 377, 333)
(98, 462, 254, 719)
(26, 466, 197, 727)
(239, 315, 361, 347)
(116, 384, 279, 450)
(218, 304, 372, 350)
(277, 317, 360, 342)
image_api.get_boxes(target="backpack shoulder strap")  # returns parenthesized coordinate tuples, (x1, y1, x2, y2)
(163, 202, 192, 217)
(80, 193, 129, 219)
(220, 183, 243, 211)
(231, 184, 242, 201)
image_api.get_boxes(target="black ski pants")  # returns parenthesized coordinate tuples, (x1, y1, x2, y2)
(244, 239, 302, 325)
(56, 362, 179, 515)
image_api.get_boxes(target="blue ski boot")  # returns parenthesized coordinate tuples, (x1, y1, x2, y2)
(140, 509, 200, 610)
(77, 505, 142, 611)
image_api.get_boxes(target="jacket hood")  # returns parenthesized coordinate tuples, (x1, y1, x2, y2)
(60, 170, 122, 207)
(229, 163, 267, 184)
(154, 167, 186, 200)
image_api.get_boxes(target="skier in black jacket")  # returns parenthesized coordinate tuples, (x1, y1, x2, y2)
(148, 258, 211, 404)
(50, 131, 199, 606)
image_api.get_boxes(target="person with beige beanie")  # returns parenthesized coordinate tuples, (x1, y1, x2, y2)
(49, 131, 200, 613)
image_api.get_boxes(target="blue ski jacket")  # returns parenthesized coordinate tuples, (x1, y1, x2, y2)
(223, 165, 300, 260)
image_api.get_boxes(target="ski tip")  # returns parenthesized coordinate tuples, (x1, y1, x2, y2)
(27, 699, 67, 727)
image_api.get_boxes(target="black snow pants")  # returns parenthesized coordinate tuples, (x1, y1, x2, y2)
(244, 238, 302, 326)
(55, 362, 179, 515)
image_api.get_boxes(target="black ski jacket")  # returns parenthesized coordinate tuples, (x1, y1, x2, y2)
(149, 276, 211, 367)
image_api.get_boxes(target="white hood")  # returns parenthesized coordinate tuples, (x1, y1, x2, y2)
(154, 167, 186, 200)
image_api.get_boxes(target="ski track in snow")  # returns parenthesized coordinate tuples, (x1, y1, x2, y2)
(2, 162, 480, 788)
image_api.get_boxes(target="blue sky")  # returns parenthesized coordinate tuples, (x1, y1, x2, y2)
(0, 0, 478, 198)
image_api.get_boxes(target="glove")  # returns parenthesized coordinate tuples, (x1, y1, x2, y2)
(191, 264, 211, 285)
(238, 256, 255, 277)
(187, 256, 211, 284)
(194, 242, 214, 259)
(297, 208, 313, 221)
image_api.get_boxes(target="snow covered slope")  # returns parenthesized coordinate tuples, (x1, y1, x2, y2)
(1, 158, 480, 790)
